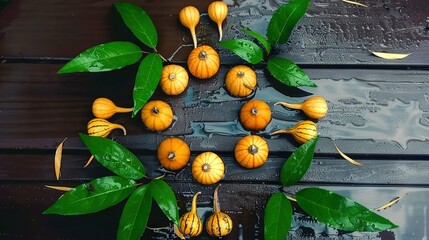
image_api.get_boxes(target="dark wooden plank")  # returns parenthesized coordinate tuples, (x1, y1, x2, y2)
(0, 181, 426, 239)
(1, 0, 428, 65)
(3, 152, 429, 186)
(2, 64, 429, 156)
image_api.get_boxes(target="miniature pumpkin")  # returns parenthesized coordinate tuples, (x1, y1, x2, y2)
(141, 100, 173, 131)
(271, 120, 318, 144)
(179, 6, 200, 49)
(275, 96, 328, 119)
(187, 45, 220, 79)
(160, 64, 189, 96)
(87, 118, 126, 137)
(234, 135, 269, 168)
(92, 97, 133, 119)
(192, 152, 225, 185)
(205, 185, 233, 237)
(157, 137, 191, 171)
(179, 192, 203, 237)
(208, 1, 228, 41)
(239, 99, 271, 131)
(225, 65, 257, 97)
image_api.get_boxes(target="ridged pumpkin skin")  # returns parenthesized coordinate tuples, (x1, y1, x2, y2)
(272, 120, 318, 144)
(157, 137, 191, 171)
(225, 65, 257, 97)
(179, 6, 200, 48)
(92, 97, 133, 119)
(234, 135, 269, 168)
(206, 211, 233, 237)
(187, 45, 220, 79)
(239, 99, 272, 131)
(160, 64, 189, 96)
(179, 192, 203, 237)
(141, 100, 173, 131)
(275, 96, 328, 119)
(192, 152, 225, 185)
(207, 1, 228, 41)
(87, 118, 126, 137)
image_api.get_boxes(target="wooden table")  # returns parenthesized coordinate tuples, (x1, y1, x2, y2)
(1, 0, 429, 239)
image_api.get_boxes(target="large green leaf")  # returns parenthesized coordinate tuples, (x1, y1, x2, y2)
(80, 134, 145, 180)
(132, 53, 163, 117)
(58, 41, 142, 73)
(148, 179, 179, 225)
(243, 29, 271, 55)
(264, 192, 292, 240)
(115, 2, 158, 48)
(267, 57, 316, 87)
(296, 188, 399, 232)
(219, 39, 263, 64)
(266, 0, 311, 46)
(117, 184, 152, 240)
(43, 176, 136, 215)
(281, 136, 319, 186)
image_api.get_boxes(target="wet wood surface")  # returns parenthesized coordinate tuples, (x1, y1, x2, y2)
(1, 0, 429, 239)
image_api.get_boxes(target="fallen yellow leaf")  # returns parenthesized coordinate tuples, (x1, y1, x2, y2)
(54, 138, 67, 180)
(334, 142, 364, 166)
(370, 51, 411, 60)
(45, 185, 73, 192)
(373, 194, 407, 211)
(341, 0, 368, 7)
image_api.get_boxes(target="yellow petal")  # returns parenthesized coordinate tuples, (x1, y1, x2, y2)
(334, 142, 364, 166)
(341, 0, 368, 7)
(174, 224, 186, 240)
(373, 194, 407, 211)
(45, 185, 73, 192)
(54, 138, 67, 180)
(370, 51, 411, 60)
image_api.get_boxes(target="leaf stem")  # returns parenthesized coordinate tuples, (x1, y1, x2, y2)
(154, 48, 168, 62)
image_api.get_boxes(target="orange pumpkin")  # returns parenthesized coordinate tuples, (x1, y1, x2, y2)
(271, 120, 318, 144)
(192, 152, 225, 185)
(234, 135, 269, 168)
(275, 96, 328, 119)
(225, 65, 257, 97)
(141, 100, 173, 131)
(157, 137, 191, 171)
(187, 45, 220, 79)
(239, 99, 271, 131)
(160, 64, 189, 96)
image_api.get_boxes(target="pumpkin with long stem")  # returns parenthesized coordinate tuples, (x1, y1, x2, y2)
(275, 96, 328, 119)
(271, 120, 318, 144)
(208, 1, 228, 41)
(92, 97, 133, 119)
(179, 192, 203, 237)
(87, 118, 126, 137)
(179, 6, 200, 49)
(205, 185, 233, 237)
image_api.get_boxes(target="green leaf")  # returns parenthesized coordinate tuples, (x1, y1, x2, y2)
(79, 134, 145, 180)
(281, 136, 319, 186)
(148, 179, 179, 225)
(296, 188, 399, 232)
(264, 192, 292, 240)
(267, 57, 316, 87)
(243, 29, 271, 55)
(115, 2, 158, 48)
(219, 39, 263, 64)
(43, 176, 136, 215)
(58, 41, 142, 73)
(132, 53, 163, 117)
(117, 184, 152, 240)
(266, 0, 311, 46)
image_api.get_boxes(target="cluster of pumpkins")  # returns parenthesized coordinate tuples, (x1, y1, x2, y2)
(87, 1, 328, 238)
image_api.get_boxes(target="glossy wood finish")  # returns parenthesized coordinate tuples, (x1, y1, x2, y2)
(1, 0, 429, 239)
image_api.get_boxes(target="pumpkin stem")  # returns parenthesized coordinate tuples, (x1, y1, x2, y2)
(248, 144, 259, 155)
(169, 73, 176, 80)
(168, 151, 176, 160)
(251, 107, 259, 115)
(115, 106, 134, 113)
(202, 163, 211, 172)
(270, 129, 291, 136)
(243, 81, 255, 91)
(152, 107, 160, 115)
(237, 71, 245, 78)
(190, 27, 197, 49)
(274, 101, 303, 110)
(198, 50, 207, 60)
(191, 192, 201, 214)
(218, 23, 223, 41)
(213, 184, 221, 213)
(113, 123, 127, 136)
